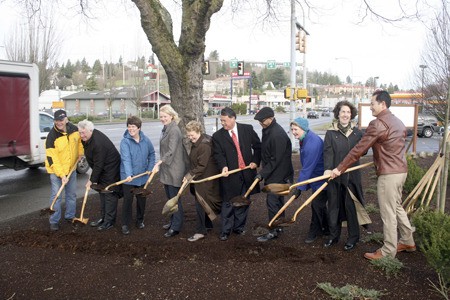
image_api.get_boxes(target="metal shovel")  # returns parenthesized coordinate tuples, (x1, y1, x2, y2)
(40, 163, 78, 216)
(161, 176, 195, 216)
(95, 171, 151, 193)
(73, 187, 90, 225)
(231, 177, 261, 207)
(132, 171, 158, 196)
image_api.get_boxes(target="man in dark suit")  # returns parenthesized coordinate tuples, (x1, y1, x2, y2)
(212, 107, 261, 241)
(253, 107, 293, 242)
(78, 119, 121, 231)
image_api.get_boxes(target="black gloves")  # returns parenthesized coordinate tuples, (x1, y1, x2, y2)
(288, 188, 301, 199)
(255, 174, 263, 181)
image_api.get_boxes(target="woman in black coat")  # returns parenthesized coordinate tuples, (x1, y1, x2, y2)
(323, 101, 369, 251)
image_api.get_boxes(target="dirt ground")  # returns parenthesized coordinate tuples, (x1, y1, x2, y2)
(0, 154, 448, 300)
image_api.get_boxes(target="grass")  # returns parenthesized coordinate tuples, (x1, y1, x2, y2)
(363, 232, 384, 244)
(370, 256, 404, 278)
(317, 282, 385, 300)
(365, 203, 380, 214)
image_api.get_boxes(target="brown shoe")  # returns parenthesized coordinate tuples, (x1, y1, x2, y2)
(397, 243, 416, 253)
(364, 249, 384, 260)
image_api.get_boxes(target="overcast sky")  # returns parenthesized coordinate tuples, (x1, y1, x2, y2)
(0, 0, 441, 90)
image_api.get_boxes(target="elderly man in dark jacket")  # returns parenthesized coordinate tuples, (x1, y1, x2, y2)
(212, 107, 261, 241)
(331, 90, 416, 260)
(253, 107, 293, 242)
(78, 119, 121, 231)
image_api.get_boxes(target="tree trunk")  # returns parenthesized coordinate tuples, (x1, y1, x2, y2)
(131, 0, 224, 129)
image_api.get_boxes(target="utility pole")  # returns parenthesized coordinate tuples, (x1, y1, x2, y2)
(289, 0, 297, 150)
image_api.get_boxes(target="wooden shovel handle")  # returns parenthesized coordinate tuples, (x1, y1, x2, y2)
(143, 171, 157, 189)
(291, 180, 330, 223)
(268, 194, 297, 227)
(104, 171, 150, 190)
(288, 162, 373, 191)
(191, 166, 251, 184)
(49, 162, 78, 210)
(243, 178, 260, 198)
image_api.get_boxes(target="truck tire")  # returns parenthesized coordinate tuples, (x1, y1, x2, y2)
(76, 156, 90, 174)
(422, 127, 433, 138)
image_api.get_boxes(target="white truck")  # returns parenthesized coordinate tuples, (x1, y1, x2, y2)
(0, 60, 88, 173)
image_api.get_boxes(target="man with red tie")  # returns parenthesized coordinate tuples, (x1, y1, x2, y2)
(212, 107, 261, 241)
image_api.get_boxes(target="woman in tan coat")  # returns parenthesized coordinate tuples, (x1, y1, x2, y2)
(185, 121, 221, 242)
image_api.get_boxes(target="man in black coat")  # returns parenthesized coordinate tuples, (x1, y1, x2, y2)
(78, 119, 121, 231)
(253, 107, 294, 242)
(212, 107, 261, 241)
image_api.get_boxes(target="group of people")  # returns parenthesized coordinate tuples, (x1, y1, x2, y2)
(45, 89, 416, 260)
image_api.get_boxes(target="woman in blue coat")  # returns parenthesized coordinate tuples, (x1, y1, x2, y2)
(120, 116, 155, 235)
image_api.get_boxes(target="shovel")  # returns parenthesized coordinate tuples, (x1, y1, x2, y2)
(190, 166, 251, 184)
(231, 177, 261, 207)
(268, 162, 374, 227)
(132, 170, 158, 195)
(73, 187, 90, 225)
(162, 176, 195, 216)
(40, 162, 78, 215)
(270, 180, 330, 227)
(96, 171, 150, 193)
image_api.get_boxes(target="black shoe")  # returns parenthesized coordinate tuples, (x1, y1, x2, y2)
(50, 223, 59, 231)
(64, 218, 74, 223)
(90, 218, 104, 227)
(233, 229, 246, 236)
(122, 225, 130, 235)
(344, 243, 356, 251)
(219, 233, 229, 241)
(136, 222, 145, 229)
(324, 239, 338, 248)
(305, 235, 317, 244)
(162, 223, 171, 230)
(257, 231, 278, 242)
(164, 229, 179, 238)
(97, 222, 113, 231)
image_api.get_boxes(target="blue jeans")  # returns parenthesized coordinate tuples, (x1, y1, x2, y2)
(49, 172, 77, 225)
(164, 185, 183, 232)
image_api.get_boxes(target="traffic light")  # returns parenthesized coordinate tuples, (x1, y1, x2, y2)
(284, 87, 291, 99)
(237, 61, 244, 76)
(203, 60, 210, 75)
(296, 88, 308, 98)
(299, 31, 306, 53)
(295, 31, 301, 52)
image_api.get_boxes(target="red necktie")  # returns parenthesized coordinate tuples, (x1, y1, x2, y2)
(231, 130, 246, 169)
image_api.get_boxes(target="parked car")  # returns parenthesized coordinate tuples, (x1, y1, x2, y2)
(307, 111, 320, 119)
(438, 125, 449, 135)
(417, 114, 440, 138)
(97, 111, 108, 118)
(321, 110, 331, 117)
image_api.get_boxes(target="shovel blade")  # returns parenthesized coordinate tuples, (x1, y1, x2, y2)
(231, 196, 251, 207)
(270, 218, 295, 227)
(73, 218, 89, 225)
(162, 196, 179, 215)
(262, 183, 290, 194)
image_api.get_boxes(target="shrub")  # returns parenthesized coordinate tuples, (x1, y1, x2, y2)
(317, 282, 384, 300)
(365, 203, 380, 214)
(363, 232, 384, 244)
(412, 210, 450, 294)
(370, 256, 404, 278)
(275, 106, 285, 113)
(404, 156, 425, 194)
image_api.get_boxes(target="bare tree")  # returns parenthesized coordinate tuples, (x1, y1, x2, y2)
(5, 5, 62, 93)
(419, 0, 449, 212)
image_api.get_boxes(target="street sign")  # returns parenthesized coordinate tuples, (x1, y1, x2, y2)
(231, 72, 251, 77)
(230, 59, 238, 68)
(283, 62, 290, 68)
(266, 60, 276, 69)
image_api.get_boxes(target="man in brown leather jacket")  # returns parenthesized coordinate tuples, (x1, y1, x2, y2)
(330, 90, 416, 260)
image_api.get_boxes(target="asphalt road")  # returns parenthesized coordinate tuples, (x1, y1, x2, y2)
(0, 113, 443, 223)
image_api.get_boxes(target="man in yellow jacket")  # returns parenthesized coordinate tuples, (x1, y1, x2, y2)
(45, 110, 84, 231)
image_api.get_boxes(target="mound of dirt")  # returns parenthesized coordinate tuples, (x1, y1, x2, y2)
(0, 155, 447, 299)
